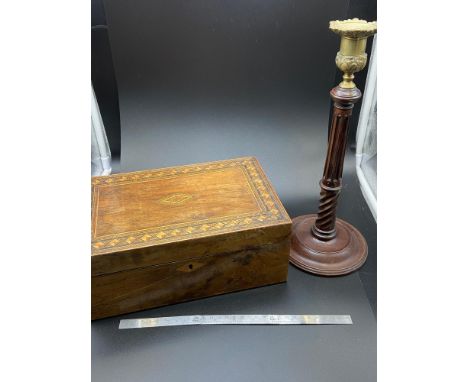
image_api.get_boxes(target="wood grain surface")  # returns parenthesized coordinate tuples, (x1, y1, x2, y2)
(91, 157, 291, 319)
(290, 86, 368, 275)
(92, 241, 289, 320)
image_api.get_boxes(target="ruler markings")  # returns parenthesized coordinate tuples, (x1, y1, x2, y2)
(119, 315, 352, 329)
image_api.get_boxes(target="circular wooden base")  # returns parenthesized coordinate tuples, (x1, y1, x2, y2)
(289, 214, 367, 276)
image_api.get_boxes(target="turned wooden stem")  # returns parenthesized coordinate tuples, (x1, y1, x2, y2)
(289, 19, 374, 275)
(311, 86, 362, 241)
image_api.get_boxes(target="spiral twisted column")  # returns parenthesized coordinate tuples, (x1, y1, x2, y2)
(312, 183, 341, 240)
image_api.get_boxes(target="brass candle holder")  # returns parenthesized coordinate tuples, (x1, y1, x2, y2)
(289, 19, 377, 276)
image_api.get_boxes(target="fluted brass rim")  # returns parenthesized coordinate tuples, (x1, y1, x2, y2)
(329, 18, 377, 39)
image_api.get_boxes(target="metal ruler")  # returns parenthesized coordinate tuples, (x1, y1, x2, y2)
(119, 314, 352, 329)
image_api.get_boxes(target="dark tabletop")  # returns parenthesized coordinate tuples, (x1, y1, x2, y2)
(92, 266, 376, 382)
(92, 3, 377, 373)
(92, 115, 377, 381)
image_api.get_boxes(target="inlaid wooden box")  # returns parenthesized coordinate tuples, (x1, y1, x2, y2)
(92, 157, 291, 320)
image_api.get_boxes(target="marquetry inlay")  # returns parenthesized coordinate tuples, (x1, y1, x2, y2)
(91, 157, 288, 255)
(158, 193, 193, 206)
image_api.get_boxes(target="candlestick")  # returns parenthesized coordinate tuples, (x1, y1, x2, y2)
(289, 19, 377, 276)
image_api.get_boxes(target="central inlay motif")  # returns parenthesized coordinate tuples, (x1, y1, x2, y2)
(91, 158, 286, 253)
(158, 193, 193, 205)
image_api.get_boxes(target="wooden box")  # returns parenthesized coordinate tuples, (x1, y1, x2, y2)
(91, 157, 291, 320)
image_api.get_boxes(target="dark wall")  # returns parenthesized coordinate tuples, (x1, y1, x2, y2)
(105, 0, 347, 101)
(94, 0, 376, 170)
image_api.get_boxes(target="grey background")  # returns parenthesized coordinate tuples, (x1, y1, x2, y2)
(92, 270, 376, 382)
(92, 0, 377, 380)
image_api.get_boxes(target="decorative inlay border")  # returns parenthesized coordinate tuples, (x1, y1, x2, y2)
(91, 157, 289, 255)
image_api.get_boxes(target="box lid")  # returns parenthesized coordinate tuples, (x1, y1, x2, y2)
(91, 157, 291, 276)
